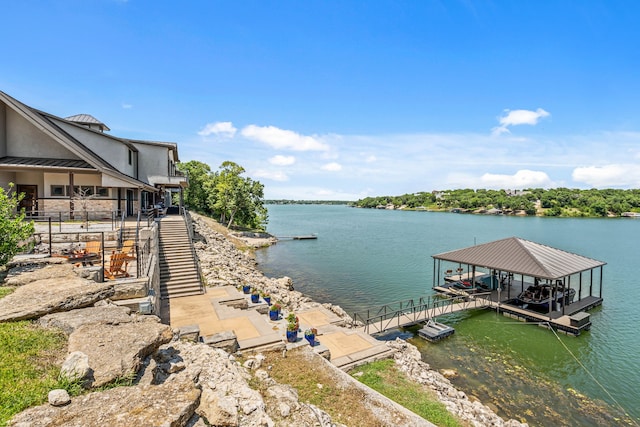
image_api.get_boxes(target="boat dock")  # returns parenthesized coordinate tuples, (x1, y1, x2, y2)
(434, 284, 602, 336)
(276, 234, 318, 240)
(354, 280, 602, 337)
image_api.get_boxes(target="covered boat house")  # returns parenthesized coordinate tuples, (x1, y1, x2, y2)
(431, 237, 605, 335)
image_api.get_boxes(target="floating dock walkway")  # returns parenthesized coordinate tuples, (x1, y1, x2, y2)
(276, 234, 318, 240)
(354, 287, 601, 337)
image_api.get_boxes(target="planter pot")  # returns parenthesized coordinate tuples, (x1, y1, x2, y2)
(304, 334, 315, 346)
(286, 330, 298, 343)
(242, 285, 251, 294)
(251, 294, 259, 303)
(269, 310, 279, 321)
(263, 296, 271, 305)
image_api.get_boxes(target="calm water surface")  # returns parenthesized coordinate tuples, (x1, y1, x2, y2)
(256, 205, 640, 426)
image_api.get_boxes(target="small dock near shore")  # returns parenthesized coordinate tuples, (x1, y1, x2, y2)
(276, 234, 318, 240)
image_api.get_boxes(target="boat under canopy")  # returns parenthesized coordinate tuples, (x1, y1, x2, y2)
(431, 237, 606, 321)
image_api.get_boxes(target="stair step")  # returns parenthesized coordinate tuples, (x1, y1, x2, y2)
(161, 290, 204, 299)
(161, 281, 201, 290)
(160, 274, 200, 282)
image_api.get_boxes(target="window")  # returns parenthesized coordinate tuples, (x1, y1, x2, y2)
(80, 186, 94, 196)
(96, 187, 109, 197)
(65, 185, 80, 196)
(51, 185, 65, 197)
(128, 149, 132, 165)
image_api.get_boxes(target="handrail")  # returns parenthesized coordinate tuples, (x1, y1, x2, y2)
(182, 206, 205, 294)
(353, 292, 493, 334)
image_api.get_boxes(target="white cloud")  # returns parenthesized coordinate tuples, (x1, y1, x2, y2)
(252, 169, 289, 182)
(572, 164, 640, 187)
(321, 162, 342, 172)
(269, 155, 296, 166)
(365, 154, 377, 163)
(121, 103, 133, 109)
(492, 108, 550, 136)
(198, 121, 237, 138)
(241, 125, 329, 151)
(479, 169, 553, 189)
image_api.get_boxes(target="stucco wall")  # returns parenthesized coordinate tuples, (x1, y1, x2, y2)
(53, 120, 137, 178)
(134, 143, 167, 186)
(6, 109, 77, 159)
(0, 171, 16, 190)
(15, 171, 45, 196)
(43, 172, 104, 197)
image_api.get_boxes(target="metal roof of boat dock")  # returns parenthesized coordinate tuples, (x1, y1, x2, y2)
(432, 237, 606, 280)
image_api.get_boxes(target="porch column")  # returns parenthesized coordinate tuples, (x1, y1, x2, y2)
(68, 172, 74, 219)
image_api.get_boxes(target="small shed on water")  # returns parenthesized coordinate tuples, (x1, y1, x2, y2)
(431, 237, 606, 320)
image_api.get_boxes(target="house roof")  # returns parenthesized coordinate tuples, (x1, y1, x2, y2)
(64, 114, 110, 131)
(0, 91, 155, 191)
(432, 237, 606, 280)
(0, 156, 94, 171)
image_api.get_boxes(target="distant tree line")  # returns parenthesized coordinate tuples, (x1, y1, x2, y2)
(265, 200, 351, 205)
(178, 160, 268, 230)
(352, 188, 640, 217)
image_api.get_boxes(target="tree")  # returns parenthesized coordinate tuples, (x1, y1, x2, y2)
(178, 160, 213, 213)
(212, 161, 267, 229)
(0, 184, 35, 266)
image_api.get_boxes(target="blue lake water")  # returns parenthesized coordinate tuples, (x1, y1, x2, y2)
(255, 204, 640, 426)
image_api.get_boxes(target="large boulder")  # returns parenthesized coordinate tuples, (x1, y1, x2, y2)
(38, 304, 133, 334)
(0, 276, 115, 322)
(3, 262, 74, 286)
(9, 376, 200, 427)
(67, 316, 173, 388)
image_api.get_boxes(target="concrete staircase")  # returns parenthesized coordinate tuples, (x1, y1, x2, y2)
(158, 216, 203, 299)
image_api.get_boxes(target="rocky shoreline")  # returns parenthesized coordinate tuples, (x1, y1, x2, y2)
(190, 213, 525, 427)
(1, 213, 526, 426)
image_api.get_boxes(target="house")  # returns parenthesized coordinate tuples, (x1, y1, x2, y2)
(0, 91, 187, 218)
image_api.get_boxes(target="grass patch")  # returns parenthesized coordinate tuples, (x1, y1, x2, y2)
(254, 349, 392, 426)
(351, 359, 465, 427)
(0, 287, 14, 299)
(0, 321, 68, 427)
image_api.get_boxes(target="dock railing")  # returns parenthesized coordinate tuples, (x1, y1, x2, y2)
(353, 292, 494, 334)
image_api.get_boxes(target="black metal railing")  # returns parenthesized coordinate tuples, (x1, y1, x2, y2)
(26, 210, 123, 232)
(353, 292, 493, 334)
(182, 206, 205, 294)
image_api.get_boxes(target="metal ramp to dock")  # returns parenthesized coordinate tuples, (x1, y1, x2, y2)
(353, 293, 493, 335)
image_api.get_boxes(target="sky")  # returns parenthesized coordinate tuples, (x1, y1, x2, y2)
(2, 0, 640, 200)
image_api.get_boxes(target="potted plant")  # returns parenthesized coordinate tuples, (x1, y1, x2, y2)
(304, 329, 315, 346)
(262, 292, 271, 305)
(251, 289, 260, 303)
(269, 303, 281, 321)
(286, 312, 299, 330)
(242, 283, 251, 294)
(286, 315, 299, 343)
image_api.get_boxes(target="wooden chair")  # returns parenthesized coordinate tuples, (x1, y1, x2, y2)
(80, 241, 102, 262)
(104, 251, 130, 280)
(121, 240, 137, 261)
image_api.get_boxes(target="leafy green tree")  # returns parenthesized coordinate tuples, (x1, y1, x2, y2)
(0, 184, 35, 266)
(210, 161, 267, 230)
(178, 160, 213, 213)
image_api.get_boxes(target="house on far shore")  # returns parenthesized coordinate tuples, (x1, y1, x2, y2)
(0, 91, 187, 219)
